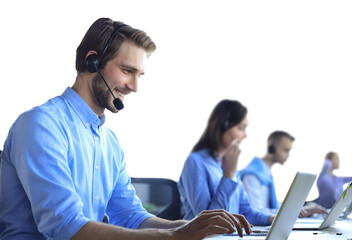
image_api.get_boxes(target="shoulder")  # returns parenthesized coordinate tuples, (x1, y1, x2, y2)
(186, 149, 214, 164)
(242, 174, 261, 185)
(6, 97, 73, 150)
(239, 157, 263, 176)
(14, 98, 64, 131)
(182, 150, 215, 172)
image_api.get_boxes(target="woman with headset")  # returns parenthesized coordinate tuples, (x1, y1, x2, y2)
(177, 99, 275, 226)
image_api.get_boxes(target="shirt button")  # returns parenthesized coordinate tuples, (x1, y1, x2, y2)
(86, 123, 89, 127)
(94, 195, 99, 200)
(95, 165, 100, 170)
(94, 136, 99, 141)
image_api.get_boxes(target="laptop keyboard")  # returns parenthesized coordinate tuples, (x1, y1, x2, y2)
(296, 221, 322, 224)
(223, 231, 268, 237)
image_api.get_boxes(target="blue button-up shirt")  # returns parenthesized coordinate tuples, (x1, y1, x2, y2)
(0, 87, 152, 240)
(178, 149, 271, 226)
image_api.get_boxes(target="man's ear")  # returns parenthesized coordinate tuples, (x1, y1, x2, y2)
(85, 50, 99, 73)
(86, 50, 98, 59)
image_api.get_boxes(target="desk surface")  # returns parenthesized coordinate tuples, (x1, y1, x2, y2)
(206, 217, 352, 240)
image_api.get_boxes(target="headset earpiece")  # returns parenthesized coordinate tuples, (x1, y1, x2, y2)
(222, 104, 231, 132)
(268, 145, 276, 154)
(223, 117, 229, 132)
(85, 24, 130, 74)
(86, 54, 100, 73)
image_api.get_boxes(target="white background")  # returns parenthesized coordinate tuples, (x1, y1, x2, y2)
(1, 0, 352, 202)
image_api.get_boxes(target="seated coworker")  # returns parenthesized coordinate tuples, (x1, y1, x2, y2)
(239, 131, 327, 216)
(178, 99, 275, 226)
(314, 152, 352, 209)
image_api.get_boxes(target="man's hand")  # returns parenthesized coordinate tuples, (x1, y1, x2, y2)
(172, 209, 252, 240)
(299, 202, 327, 218)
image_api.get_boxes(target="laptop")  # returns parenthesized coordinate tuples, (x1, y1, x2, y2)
(341, 183, 352, 219)
(209, 172, 317, 240)
(293, 181, 352, 230)
(342, 198, 352, 218)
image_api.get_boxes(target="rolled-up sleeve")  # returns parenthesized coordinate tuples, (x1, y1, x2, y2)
(10, 110, 90, 239)
(1, 88, 153, 239)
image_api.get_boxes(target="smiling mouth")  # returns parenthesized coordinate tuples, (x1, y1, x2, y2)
(114, 90, 126, 100)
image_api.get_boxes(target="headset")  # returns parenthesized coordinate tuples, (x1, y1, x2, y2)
(85, 24, 130, 110)
(268, 145, 276, 154)
(268, 131, 287, 154)
(86, 24, 130, 73)
(222, 102, 231, 131)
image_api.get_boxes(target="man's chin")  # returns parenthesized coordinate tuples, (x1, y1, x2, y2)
(109, 107, 119, 114)
(104, 103, 119, 113)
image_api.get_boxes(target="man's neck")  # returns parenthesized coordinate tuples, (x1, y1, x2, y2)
(72, 74, 105, 116)
(261, 155, 275, 168)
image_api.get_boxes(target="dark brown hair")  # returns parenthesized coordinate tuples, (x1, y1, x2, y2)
(76, 18, 156, 73)
(267, 130, 295, 147)
(192, 99, 247, 158)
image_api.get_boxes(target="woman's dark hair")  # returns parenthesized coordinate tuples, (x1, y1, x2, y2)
(192, 99, 247, 158)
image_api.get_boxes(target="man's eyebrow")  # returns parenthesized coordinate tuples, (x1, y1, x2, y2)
(119, 64, 138, 72)
(119, 64, 144, 76)
(119, 64, 145, 75)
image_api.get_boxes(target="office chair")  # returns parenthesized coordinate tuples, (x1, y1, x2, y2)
(131, 177, 184, 220)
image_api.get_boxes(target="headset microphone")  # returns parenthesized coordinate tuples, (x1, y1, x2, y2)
(95, 66, 124, 110)
(85, 24, 130, 111)
(113, 97, 124, 110)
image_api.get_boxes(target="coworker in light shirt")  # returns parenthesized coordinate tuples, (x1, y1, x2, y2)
(239, 131, 327, 216)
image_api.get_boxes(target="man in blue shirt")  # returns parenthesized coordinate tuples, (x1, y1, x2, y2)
(0, 18, 252, 239)
(239, 130, 326, 216)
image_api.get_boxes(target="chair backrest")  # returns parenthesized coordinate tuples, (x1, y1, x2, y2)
(131, 177, 184, 220)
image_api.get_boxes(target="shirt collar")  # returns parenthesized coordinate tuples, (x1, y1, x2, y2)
(62, 87, 105, 128)
(256, 157, 273, 176)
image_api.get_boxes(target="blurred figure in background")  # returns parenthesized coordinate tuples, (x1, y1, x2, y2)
(314, 152, 352, 209)
(178, 99, 275, 226)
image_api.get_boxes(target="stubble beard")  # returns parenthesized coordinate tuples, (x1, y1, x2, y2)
(92, 74, 118, 113)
